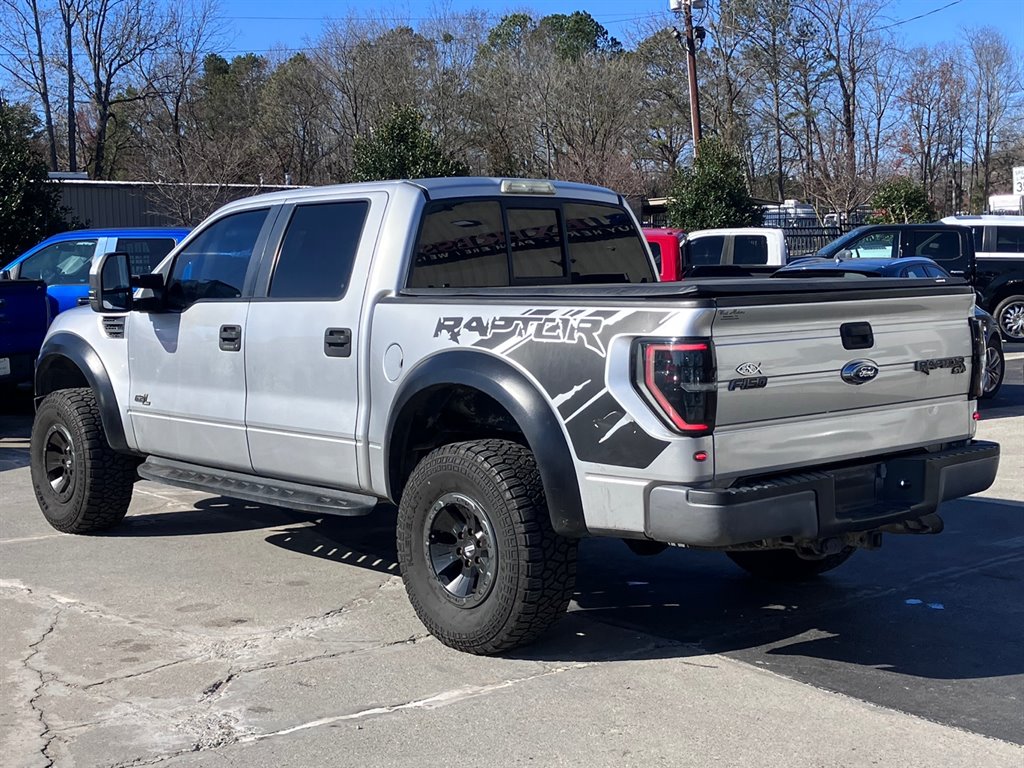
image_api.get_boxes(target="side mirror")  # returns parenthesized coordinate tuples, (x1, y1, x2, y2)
(131, 271, 166, 312)
(0, 269, 10, 280)
(89, 252, 133, 312)
(835, 249, 853, 260)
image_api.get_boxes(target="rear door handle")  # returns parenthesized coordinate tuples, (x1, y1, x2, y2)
(324, 327, 352, 358)
(840, 321, 874, 350)
(219, 324, 242, 351)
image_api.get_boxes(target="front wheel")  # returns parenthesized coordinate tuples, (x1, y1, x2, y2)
(726, 547, 855, 581)
(397, 440, 577, 655)
(993, 295, 1024, 342)
(30, 388, 137, 533)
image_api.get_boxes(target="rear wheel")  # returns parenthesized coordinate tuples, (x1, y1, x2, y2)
(397, 439, 577, 655)
(727, 547, 855, 581)
(30, 388, 136, 533)
(994, 295, 1024, 342)
(980, 334, 1004, 400)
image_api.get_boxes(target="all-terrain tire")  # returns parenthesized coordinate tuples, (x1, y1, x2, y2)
(30, 388, 136, 533)
(726, 547, 856, 581)
(397, 439, 577, 655)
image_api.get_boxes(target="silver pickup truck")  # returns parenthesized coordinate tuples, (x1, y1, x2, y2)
(29, 178, 999, 654)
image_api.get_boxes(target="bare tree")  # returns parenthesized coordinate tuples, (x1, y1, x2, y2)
(76, 0, 168, 177)
(0, 0, 58, 168)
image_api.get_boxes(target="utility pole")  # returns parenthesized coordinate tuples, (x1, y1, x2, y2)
(671, 0, 704, 157)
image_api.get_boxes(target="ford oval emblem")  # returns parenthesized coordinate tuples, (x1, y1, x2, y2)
(841, 359, 879, 385)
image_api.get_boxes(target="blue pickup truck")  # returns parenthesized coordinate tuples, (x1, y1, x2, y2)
(0, 228, 189, 387)
(0, 280, 50, 388)
(0, 228, 190, 314)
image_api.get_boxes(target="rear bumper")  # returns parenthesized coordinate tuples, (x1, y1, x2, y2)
(646, 441, 1000, 547)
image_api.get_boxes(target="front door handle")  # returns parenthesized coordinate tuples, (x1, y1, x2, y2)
(219, 324, 242, 351)
(324, 327, 352, 358)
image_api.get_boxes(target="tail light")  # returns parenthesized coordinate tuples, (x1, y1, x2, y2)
(634, 338, 717, 436)
(968, 316, 985, 400)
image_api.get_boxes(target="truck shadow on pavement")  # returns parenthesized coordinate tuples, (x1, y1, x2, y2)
(248, 494, 1024, 684)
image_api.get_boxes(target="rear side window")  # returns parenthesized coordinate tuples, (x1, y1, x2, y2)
(733, 235, 768, 265)
(688, 236, 725, 266)
(270, 201, 369, 299)
(509, 208, 565, 279)
(166, 209, 268, 309)
(409, 200, 508, 288)
(911, 230, 961, 268)
(115, 237, 176, 275)
(995, 226, 1024, 253)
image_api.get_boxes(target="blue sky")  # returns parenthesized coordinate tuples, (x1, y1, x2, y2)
(213, 0, 1023, 56)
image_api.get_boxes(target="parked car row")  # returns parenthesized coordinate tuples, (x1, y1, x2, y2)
(0, 228, 190, 387)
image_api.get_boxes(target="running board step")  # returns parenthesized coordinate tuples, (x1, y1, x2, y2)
(138, 458, 378, 516)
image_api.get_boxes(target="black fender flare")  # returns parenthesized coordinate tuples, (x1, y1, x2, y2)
(385, 349, 587, 537)
(35, 332, 131, 453)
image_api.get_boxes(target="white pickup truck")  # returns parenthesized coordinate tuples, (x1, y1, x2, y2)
(30, 178, 999, 654)
(643, 227, 789, 281)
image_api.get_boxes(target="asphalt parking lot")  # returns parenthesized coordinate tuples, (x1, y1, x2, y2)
(2, 351, 1022, 768)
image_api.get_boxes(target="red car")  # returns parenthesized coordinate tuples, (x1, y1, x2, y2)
(642, 227, 687, 280)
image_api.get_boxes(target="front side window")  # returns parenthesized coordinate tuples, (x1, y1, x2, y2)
(564, 203, 653, 283)
(166, 209, 268, 309)
(115, 237, 177, 276)
(901, 264, 930, 278)
(409, 201, 508, 288)
(509, 208, 565, 279)
(995, 226, 1024, 253)
(845, 231, 897, 259)
(18, 239, 97, 284)
(270, 201, 369, 299)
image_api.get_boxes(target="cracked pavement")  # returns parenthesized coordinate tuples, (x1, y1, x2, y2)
(1, 356, 1023, 767)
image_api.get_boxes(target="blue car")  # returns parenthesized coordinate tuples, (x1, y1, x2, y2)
(1, 228, 190, 314)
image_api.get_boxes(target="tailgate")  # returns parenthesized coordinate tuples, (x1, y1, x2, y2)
(710, 285, 976, 478)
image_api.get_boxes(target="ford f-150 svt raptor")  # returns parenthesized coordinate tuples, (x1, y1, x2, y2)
(29, 177, 999, 654)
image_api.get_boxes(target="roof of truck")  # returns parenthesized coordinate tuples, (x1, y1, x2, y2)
(217, 177, 623, 213)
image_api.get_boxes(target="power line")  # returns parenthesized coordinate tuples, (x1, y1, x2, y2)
(868, 0, 964, 32)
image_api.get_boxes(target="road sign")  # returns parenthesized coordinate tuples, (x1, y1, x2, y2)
(1014, 166, 1024, 195)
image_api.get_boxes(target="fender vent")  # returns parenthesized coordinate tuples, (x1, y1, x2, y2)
(102, 316, 125, 339)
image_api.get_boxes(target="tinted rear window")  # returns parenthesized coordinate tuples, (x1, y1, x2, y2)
(563, 203, 653, 283)
(409, 200, 508, 288)
(509, 208, 565, 279)
(911, 230, 961, 266)
(408, 198, 653, 288)
(733, 235, 768, 265)
(688, 236, 725, 266)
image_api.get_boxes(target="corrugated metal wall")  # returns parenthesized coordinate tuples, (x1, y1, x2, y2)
(56, 182, 297, 228)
